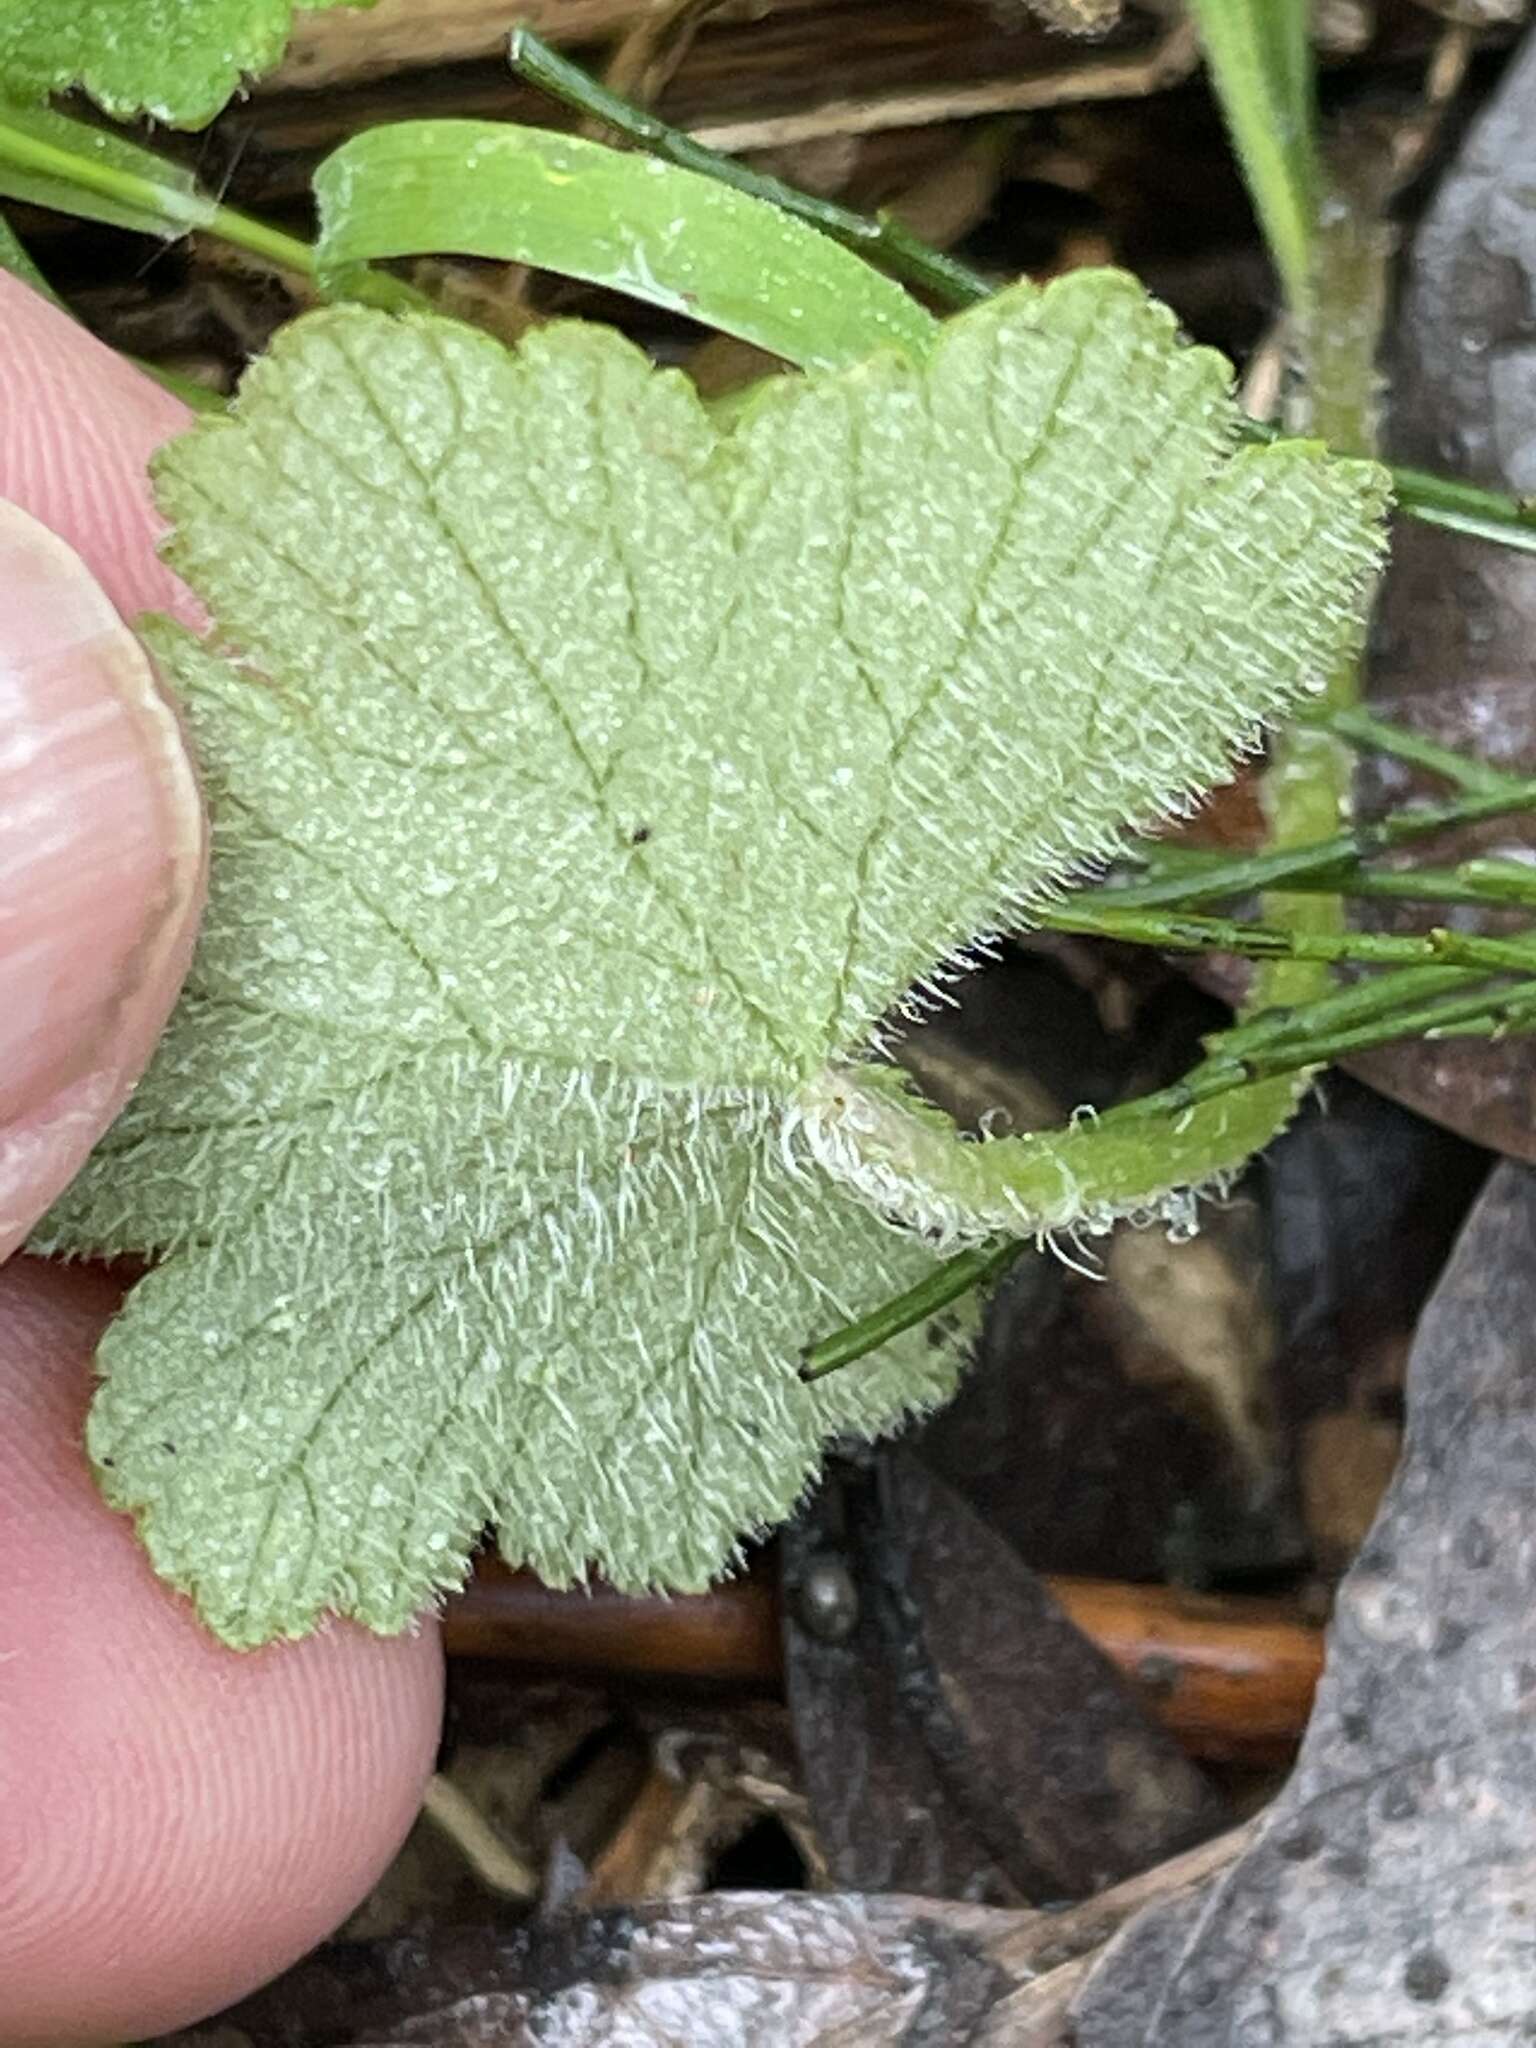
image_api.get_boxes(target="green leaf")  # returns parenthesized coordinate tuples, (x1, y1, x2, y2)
(0, 0, 370, 129)
(44, 274, 1386, 1642)
(314, 119, 938, 372)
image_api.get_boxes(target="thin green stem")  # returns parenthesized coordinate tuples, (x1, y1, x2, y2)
(1110, 975, 1536, 1122)
(507, 26, 994, 312)
(1090, 778, 1536, 911)
(206, 202, 318, 279)
(1254, 0, 1314, 157)
(1322, 704, 1525, 793)
(1373, 462, 1536, 550)
(801, 1240, 1019, 1382)
(1242, 862, 1536, 911)
(0, 110, 419, 311)
(0, 114, 194, 231)
(1206, 961, 1475, 1060)
(1034, 900, 1536, 977)
(1121, 709, 1536, 910)
(1244, 169, 1386, 1034)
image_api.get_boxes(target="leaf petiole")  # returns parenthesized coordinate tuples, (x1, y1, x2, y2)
(801, 964, 1536, 1379)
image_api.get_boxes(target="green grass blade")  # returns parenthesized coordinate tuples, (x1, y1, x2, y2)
(313, 119, 939, 370)
(1189, 0, 1318, 314)
(508, 26, 994, 314)
(0, 97, 213, 238)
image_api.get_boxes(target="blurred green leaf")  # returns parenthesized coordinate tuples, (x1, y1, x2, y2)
(0, 0, 372, 129)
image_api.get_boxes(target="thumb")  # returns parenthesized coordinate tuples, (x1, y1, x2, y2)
(0, 1256, 444, 2047)
(0, 273, 206, 1261)
(0, 504, 205, 1259)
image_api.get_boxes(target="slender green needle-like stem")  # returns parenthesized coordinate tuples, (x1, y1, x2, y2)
(1370, 462, 1536, 552)
(1241, 862, 1536, 911)
(1089, 779, 1536, 911)
(800, 1239, 1019, 1382)
(1119, 710, 1536, 910)
(507, 26, 994, 312)
(1105, 978, 1536, 1124)
(1321, 705, 1526, 794)
(1205, 961, 1475, 1061)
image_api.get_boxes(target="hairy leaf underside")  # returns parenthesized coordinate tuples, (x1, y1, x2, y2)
(43, 275, 1387, 1642)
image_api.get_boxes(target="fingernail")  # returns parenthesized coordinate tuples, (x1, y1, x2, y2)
(0, 504, 203, 1124)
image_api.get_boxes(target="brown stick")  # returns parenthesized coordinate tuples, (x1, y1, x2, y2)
(445, 1558, 1323, 1764)
(1048, 1578, 1323, 1765)
(446, 1555, 784, 1682)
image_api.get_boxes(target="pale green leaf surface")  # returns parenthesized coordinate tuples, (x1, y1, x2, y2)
(45, 274, 1386, 1641)
(85, 1078, 965, 1644)
(0, 0, 368, 127)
